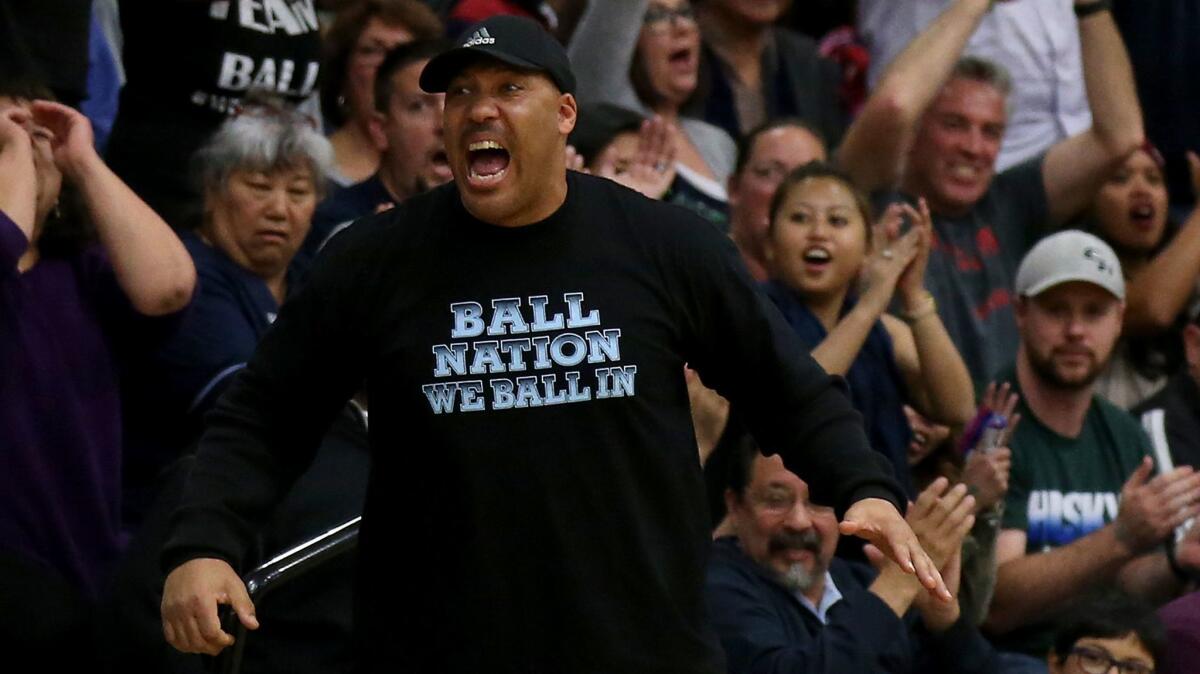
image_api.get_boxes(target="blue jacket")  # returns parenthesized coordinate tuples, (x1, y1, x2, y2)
(705, 537, 999, 674)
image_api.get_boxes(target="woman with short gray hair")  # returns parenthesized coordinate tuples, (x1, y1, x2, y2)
(122, 99, 335, 526)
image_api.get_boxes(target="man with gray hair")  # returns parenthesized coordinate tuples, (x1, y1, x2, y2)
(982, 231, 1200, 666)
(837, 0, 1144, 385)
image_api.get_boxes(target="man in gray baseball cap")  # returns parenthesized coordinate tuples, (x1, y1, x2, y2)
(985, 230, 1200, 662)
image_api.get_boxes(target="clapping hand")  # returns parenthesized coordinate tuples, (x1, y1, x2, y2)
(894, 197, 933, 308)
(596, 115, 677, 200)
(842, 496, 952, 602)
(859, 203, 922, 310)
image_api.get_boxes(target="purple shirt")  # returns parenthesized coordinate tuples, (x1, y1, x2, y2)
(1, 210, 131, 599)
(1160, 591, 1200, 674)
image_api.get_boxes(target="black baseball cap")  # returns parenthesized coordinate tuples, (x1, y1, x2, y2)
(419, 15, 576, 95)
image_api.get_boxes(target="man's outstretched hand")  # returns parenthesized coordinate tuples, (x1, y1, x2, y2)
(161, 557, 259, 656)
(841, 497, 951, 602)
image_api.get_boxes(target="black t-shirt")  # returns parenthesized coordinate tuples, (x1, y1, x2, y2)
(163, 172, 902, 673)
(107, 0, 322, 225)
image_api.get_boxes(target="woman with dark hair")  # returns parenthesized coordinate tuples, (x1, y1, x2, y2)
(762, 162, 976, 496)
(1091, 145, 1200, 408)
(567, 0, 736, 227)
(1049, 592, 1164, 674)
(321, 0, 443, 186)
(0, 82, 195, 664)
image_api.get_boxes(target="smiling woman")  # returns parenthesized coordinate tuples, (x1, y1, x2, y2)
(762, 162, 976, 499)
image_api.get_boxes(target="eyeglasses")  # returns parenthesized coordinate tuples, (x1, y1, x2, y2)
(643, 4, 696, 31)
(1069, 645, 1154, 674)
(752, 491, 835, 518)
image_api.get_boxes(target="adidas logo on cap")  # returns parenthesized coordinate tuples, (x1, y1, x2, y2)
(463, 27, 495, 47)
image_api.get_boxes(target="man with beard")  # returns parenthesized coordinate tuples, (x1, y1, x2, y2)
(986, 231, 1200, 664)
(300, 39, 453, 271)
(159, 16, 946, 673)
(707, 436, 999, 674)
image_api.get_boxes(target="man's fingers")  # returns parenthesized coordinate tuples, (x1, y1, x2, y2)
(954, 513, 977, 542)
(197, 595, 234, 649)
(162, 618, 179, 650)
(912, 476, 949, 518)
(1125, 457, 1155, 489)
(910, 542, 951, 600)
(1158, 468, 1200, 491)
(981, 382, 997, 409)
(944, 492, 976, 531)
(229, 582, 260, 631)
(1170, 504, 1200, 529)
(929, 482, 970, 528)
(183, 614, 210, 654)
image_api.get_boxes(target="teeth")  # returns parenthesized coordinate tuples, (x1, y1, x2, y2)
(469, 167, 507, 182)
(468, 140, 505, 152)
(803, 248, 831, 262)
(950, 165, 977, 179)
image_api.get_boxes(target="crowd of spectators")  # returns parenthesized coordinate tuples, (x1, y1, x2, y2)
(3, 0, 1200, 672)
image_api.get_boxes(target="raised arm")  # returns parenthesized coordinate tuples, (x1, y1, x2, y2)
(33, 101, 195, 315)
(808, 205, 922, 375)
(1041, 3, 1144, 226)
(565, 0, 649, 113)
(0, 110, 37, 249)
(1122, 153, 1200, 335)
(838, 0, 992, 192)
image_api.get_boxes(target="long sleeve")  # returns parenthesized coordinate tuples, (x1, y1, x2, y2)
(160, 217, 385, 573)
(566, 0, 651, 114)
(666, 213, 904, 515)
(706, 553, 912, 674)
(0, 209, 29, 278)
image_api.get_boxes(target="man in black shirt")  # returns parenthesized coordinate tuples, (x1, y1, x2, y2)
(160, 16, 944, 673)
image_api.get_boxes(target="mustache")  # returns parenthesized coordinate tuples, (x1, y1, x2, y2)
(768, 528, 821, 555)
(460, 121, 506, 141)
(1052, 347, 1096, 360)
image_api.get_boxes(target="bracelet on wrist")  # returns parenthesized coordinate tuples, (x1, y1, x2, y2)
(902, 292, 938, 325)
(1166, 539, 1193, 585)
(1074, 0, 1111, 19)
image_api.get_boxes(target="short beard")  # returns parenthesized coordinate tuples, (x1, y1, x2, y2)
(1027, 346, 1104, 392)
(768, 528, 825, 593)
(780, 561, 819, 593)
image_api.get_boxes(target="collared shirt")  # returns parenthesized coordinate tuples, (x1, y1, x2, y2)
(859, 0, 1092, 170)
(795, 571, 843, 625)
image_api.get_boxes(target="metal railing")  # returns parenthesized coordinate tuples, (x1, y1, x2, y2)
(216, 517, 361, 674)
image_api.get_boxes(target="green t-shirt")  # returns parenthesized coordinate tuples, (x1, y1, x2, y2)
(996, 369, 1150, 656)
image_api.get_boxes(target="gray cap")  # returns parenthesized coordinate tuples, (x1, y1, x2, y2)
(1015, 230, 1125, 300)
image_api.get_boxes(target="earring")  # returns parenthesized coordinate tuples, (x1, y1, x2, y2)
(53, 201, 62, 221)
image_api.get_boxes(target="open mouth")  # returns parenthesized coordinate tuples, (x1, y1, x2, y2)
(1128, 201, 1156, 230)
(466, 140, 510, 185)
(430, 147, 453, 181)
(802, 246, 832, 269)
(668, 46, 696, 71)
